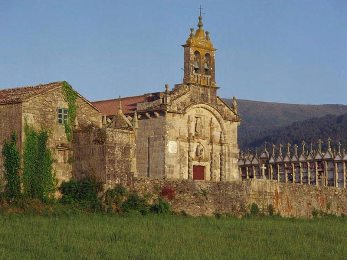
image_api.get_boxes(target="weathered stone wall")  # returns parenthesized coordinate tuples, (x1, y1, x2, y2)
(130, 179, 347, 217)
(0, 103, 22, 176)
(22, 87, 102, 183)
(73, 127, 136, 185)
(136, 116, 166, 178)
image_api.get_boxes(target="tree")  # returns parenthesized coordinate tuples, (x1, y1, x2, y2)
(2, 133, 21, 200)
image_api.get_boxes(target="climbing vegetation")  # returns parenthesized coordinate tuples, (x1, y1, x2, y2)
(62, 81, 78, 142)
(1, 133, 21, 200)
(23, 124, 55, 202)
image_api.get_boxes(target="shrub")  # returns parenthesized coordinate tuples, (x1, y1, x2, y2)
(150, 197, 171, 214)
(1, 133, 21, 200)
(160, 186, 175, 201)
(59, 177, 103, 211)
(121, 192, 149, 215)
(250, 203, 260, 216)
(104, 184, 127, 212)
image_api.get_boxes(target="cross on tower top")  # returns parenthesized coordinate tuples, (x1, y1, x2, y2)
(199, 5, 203, 16)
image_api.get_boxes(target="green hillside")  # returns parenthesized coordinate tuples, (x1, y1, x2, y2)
(223, 99, 347, 149)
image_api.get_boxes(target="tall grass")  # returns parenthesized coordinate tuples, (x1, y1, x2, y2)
(0, 214, 345, 259)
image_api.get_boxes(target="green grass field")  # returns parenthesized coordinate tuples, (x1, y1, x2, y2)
(0, 213, 345, 259)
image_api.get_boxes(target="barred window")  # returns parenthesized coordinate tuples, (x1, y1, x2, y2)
(57, 108, 68, 124)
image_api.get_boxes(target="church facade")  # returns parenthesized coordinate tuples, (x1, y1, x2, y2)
(93, 15, 240, 181)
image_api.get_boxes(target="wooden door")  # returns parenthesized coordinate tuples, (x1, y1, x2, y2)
(193, 165, 205, 180)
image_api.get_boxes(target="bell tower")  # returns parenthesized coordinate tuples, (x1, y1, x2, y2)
(182, 13, 216, 88)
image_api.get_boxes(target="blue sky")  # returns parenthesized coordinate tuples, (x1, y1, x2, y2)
(0, 0, 346, 104)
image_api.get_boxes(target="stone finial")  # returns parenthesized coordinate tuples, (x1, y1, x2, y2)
(117, 96, 122, 113)
(327, 137, 332, 151)
(264, 141, 268, 153)
(272, 144, 276, 155)
(133, 110, 139, 129)
(165, 84, 170, 94)
(279, 144, 283, 157)
(286, 143, 291, 157)
(294, 144, 298, 157)
(310, 142, 314, 154)
(338, 142, 342, 154)
(189, 28, 194, 37)
(301, 141, 306, 155)
(232, 96, 238, 114)
(205, 31, 210, 40)
(318, 139, 323, 153)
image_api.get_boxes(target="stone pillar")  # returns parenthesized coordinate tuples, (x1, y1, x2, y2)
(343, 162, 346, 189)
(269, 164, 273, 180)
(307, 162, 311, 185)
(324, 161, 328, 187)
(246, 166, 249, 179)
(220, 149, 225, 181)
(284, 164, 288, 183)
(315, 161, 319, 187)
(334, 162, 338, 188)
(252, 166, 256, 179)
(292, 163, 295, 184)
(277, 164, 280, 182)
(299, 162, 303, 184)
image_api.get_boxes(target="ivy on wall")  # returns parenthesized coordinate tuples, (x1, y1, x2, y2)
(1, 133, 21, 200)
(23, 124, 55, 201)
(62, 81, 78, 142)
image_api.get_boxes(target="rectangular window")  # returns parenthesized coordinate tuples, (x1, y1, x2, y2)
(57, 108, 68, 124)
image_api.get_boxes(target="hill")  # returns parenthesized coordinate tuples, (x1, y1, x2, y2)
(243, 113, 347, 149)
(223, 99, 347, 149)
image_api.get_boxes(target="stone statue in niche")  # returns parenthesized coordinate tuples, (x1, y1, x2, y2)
(195, 117, 202, 136)
(196, 144, 204, 159)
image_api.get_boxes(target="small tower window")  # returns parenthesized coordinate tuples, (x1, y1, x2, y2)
(204, 53, 211, 75)
(193, 51, 201, 73)
(57, 108, 68, 124)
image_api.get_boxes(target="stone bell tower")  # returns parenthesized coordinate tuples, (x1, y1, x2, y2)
(182, 13, 216, 89)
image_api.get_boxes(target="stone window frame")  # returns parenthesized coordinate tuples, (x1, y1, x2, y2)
(57, 108, 68, 124)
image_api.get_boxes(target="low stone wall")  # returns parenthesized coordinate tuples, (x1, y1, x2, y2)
(130, 178, 347, 217)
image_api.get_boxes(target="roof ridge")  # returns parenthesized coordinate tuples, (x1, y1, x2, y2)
(0, 81, 63, 92)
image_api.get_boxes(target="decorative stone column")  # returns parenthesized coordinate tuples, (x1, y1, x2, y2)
(292, 163, 295, 184)
(343, 162, 346, 189)
(334, 162, 338, 188)
(299, 162, 303, 184)
(307, 162, 311, 185)
(220, 149, 225, 181)
(315, 161, 319, 187)
(277, 164, 280, 182)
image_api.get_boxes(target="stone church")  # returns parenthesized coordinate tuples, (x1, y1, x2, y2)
(93, 15, 240, 181)
(0, 15, 240, 185)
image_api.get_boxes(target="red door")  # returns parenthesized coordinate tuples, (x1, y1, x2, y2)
(193, 165, 205, 180)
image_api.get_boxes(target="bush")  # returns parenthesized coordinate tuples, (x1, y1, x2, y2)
(121, 192, 149, 215)
(1, 133, 21, 200)
(150, 197, 171, 214)
(59, 177, 103, 211)
(160, 186, 175, 201)
(250, 203, 260, 216)
(103, 185, 127, 213)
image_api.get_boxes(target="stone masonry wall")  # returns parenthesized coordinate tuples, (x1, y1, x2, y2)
(136, 116, 166, 178)
(0, 103, 22, 177)
(130, 179, 347, 217)
(73, 127, 135, 185)
(22, 87, 102, 183)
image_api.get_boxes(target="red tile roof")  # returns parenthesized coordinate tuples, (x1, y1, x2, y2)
(92, 93, 162, 116)
(0, 81, 62, 105)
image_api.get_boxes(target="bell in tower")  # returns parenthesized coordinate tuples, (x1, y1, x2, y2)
(182, 14, 216, 88)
